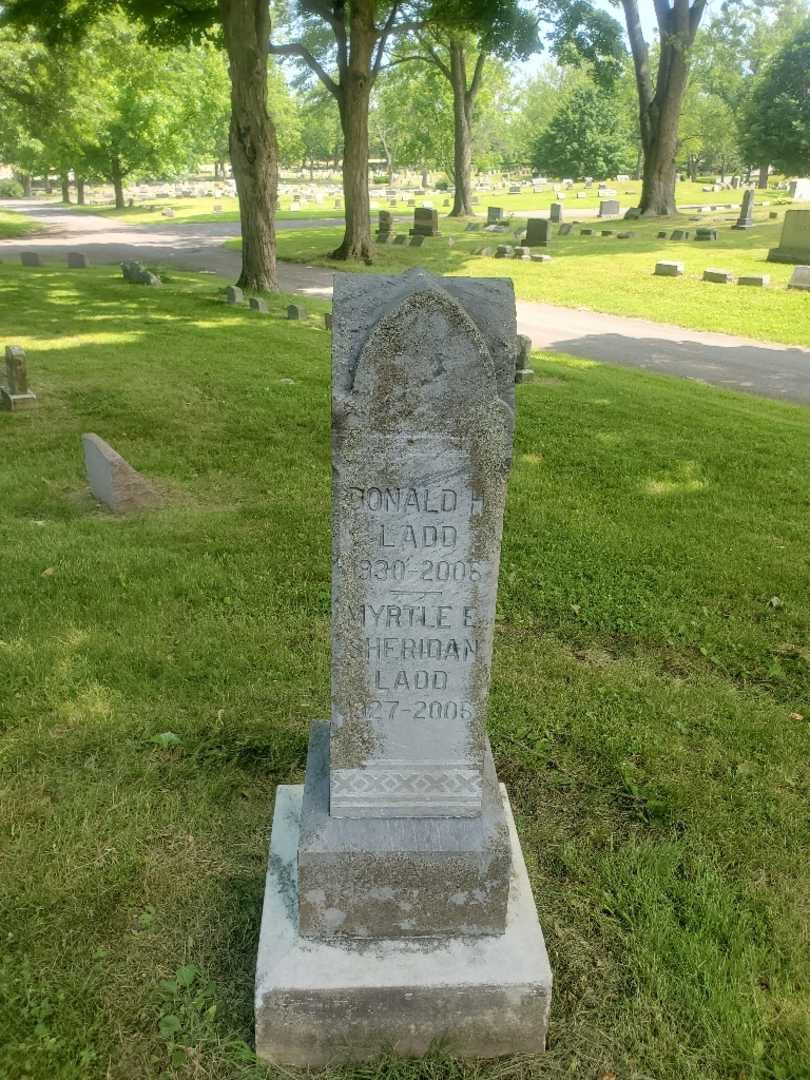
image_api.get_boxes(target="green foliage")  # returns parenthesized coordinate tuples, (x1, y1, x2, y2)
(742, 21, 810, 174)
(532, 81, 635, 178)
(0, 178, 24, 197)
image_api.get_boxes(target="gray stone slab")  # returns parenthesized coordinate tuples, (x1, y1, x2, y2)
(328, 269, 515, 819)
(255, 782, 552, 1067)
(82, 433, 161, 513)
(549, 202, 562, 223)
(599, 199, 620, 217)
(297, 722, 510, 938)
(703, 268, 734, 283)
(788, 266, 810, 291)
(20, 252, 41, 267)
(738, 274, 769, 287)
(249, 296, 268, 312)
(768, 210, 810, 263)
(67, 252, 88, 268)
(226, 285, 243, 304)
(732, 189, 755, 229)
(655, 261, 684, 277)
(525, 218, 550, 247)
(287, 303, 304, 319)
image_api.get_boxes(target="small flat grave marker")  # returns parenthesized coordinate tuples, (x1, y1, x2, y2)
(655, 261, 684, 277)
(67, 252, 88, 268)
(82, 433, 161, 513)
(703, 267, 734, 283)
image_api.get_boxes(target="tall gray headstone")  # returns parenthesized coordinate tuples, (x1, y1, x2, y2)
(549, 202, 562, 224)
(525, 218, 550, 247)
(733, 189, 755, 230)
(255, 269, 551, 1066)
(1, 345, 37, 411)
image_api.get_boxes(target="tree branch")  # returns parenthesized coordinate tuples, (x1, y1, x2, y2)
(371, 1, 401, 82)
(268, 41, 340, 97)
(689, 0, 708, 41)
(621, 0, 653, 114)
(468, 50, 487, 102)
(422, 39, 451, 80)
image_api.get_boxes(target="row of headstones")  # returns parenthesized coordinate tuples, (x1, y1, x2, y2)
(225, 286, 333, 327)
(19, 251, 89, 268)
(654, 263, 810, 289)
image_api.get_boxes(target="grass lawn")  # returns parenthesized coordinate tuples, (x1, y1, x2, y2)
(258, 208, 810, 347)
(1, 264, 809, 1080)
(0, 208, 44, 239)
(68, 195, 343, 225)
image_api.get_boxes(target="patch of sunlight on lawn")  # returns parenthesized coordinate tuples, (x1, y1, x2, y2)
(644, 461, 708, 496)
(30, 331, 144, 348)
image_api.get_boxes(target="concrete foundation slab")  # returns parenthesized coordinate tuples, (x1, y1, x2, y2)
(255, 783, 552, 1067)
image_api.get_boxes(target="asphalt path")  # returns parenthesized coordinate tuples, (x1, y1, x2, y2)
(3, 199, 809, 404)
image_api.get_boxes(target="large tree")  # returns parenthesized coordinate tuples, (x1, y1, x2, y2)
(270, 0, 418, 262)
(620, 0, 709, 214)
(533, 80, 635, 178)
(2, 0, 281, 291)
(742, 22, 810, 178)
(401, 3, 538, 216)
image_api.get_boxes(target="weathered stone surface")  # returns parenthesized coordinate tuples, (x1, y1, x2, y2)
(82, 433, 161, 513)
(655, 261, 684, 277)
(287, 304, 304, 319)
(1, 345, 37, 411)
(328, 269, 515, 819)
(768, 209, 810, 263)
(580, 228, 593, 236)
(788, 265, 810, 291)
(249, 297, 268, 312)
(255, 782, 552, 1066)
(657, 230, 668, 238)
(695, 228, 718, 241)
(486, 206, 504, 225)
(599, 199, 620, 217)
(67, 252, 88, 268)
(703, 267, 734, 283)
(732, 189, 755, 230)
(549, 202, 562, 223)
(558, 223, 572, 236)
(525, 218, 550, 247)
(297, 723, 511, 937)
(122, 261, 161, 286)
(738, 274, 770, 287)
(600, 229, 614, 236)
(226, 285, 244, 304)
(410, 207, 439, 237)
(670, 229, 690, 240)
(20, 252, 41, 267)
(495, 244, 513, 258)
(513, 246, 531, 260)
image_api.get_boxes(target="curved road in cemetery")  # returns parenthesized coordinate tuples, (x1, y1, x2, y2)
(3, 198, 810, 405)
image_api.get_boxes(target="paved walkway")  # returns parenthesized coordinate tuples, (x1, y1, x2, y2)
(3, 199, 809, 405)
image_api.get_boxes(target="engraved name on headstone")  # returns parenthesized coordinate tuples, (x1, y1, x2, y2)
(329, 270, 515, 818)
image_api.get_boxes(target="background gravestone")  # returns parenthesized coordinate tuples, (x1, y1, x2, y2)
(525, 218, 550, 247)
(1, 345, 37, 411)
(255, 268, 552, 1066)
(410, 207, 439, 237)
(599, 199, 620, 217)
(732, 189, 755, 230)
(768, 210, 810, 263)
(549, 202, 562, 224)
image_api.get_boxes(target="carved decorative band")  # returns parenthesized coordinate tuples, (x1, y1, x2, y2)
(331, 766, 482, 802)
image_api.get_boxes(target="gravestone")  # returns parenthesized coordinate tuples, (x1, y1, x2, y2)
(787, 266, 810, 291)
(495, 244, 513, 258)
(738, 274, 769, 287)
(249, 297, 268, 313)
(82, 433, 161, 513)
(767, 210, 810, 263)
(486, 206, 504, 225)
(703, 268, 734, 283)
(657, 230, 668, 238)
(525, 218, 550, 247)
(670, 229, 690, 241)
(377, 210, 393, 241)
(580, 228, 593, 236)
(788, 179, 810, 201)
(255, 269, 552, 1065)
(393, 234, 408, 245)
(20, 252, 41, 267)
(226, 285, 244, 304)
(515, 334, 534, 383)
(464, 222, 480, 232)
(599, 200, 620, 217)
(531, 253, 552, 262)
(695, 228, 718, 241)
(161, 207, 175, 218)
(513, 246, 531, 260)
(732, 189, 755, 230)
(550, 202, 562, 224)
(121, 261, 161, 286)
(601, 230, 614, 237)
(1, 345, 37, 411)
(558, 223, 572, 236)
(287, 304, 304, 319)
(67, 252, 88, 268)
(480, 245, 495, 257)
(655, 261, 684, 276)
(616, 231, 636, 239)
(409, 235, 425, 247)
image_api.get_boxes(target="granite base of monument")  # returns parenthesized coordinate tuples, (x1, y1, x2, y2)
(255, 777, 552, 1067)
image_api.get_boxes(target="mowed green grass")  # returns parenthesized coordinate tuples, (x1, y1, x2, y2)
(0, 208, 43, 238)
(1, 264, 809, 1080)
(262, 208, 810, 346)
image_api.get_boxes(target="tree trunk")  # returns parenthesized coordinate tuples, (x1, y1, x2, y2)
(111, 157, 125, 209)
(45, 177, 53, 194)
(60, 174, 71, 203)
(76, 177, 85, 205)
(449, 44, 474, 217)
(220, 0, 279, 291)
(20, 172, 32, 196)
(758, 164, 769, 189)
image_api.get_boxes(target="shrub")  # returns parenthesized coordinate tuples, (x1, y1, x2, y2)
(0, 179, 24, 198)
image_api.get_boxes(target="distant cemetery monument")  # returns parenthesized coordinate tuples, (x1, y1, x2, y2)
(254, 269, 552, 1066)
